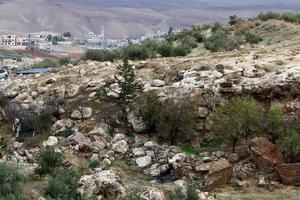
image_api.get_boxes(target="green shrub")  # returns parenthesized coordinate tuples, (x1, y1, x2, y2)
(180, 36, 198, 49)
(121, 45, 150, 60)
(266, 107, 286, 143)
(166, 183, 198, 200)
(59, 57, 71, 66)
(89, 160, 101, 169)
(229, 15, 243, 26)
(0, 164, 26, 198)
(245, 32, 263, 44)
(157, 42, 173, 57)
(135, 91, 162, 132)
(33, 111, 54, 133)
(280, 129, 300, 163)
(0, 139, 6, 149)
(172, 44, 191, 57)
(257, 11, 281, 21)
(204, 31, 240, 52)
(211, 97, 261, 152)
(36, 147, 63, 175)
(44, 170, 79, 199)
(59, 126, 74, 138)
(84, 50, 117, 62)
(0, 94, 8, 108)
(28, 59, 59, 69)
(180, 146, 199, 155)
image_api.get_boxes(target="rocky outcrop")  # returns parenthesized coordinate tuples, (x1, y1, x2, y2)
(276, 163, 300, 186)
(78, 169, 126, 199)
(204, 158, 233, 190)
(249, 137, 284, 172)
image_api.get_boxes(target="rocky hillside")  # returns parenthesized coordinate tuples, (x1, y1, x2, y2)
(1, 19, 300, 199)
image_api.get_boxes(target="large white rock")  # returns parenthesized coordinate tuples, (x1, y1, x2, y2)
(136, 156, 152, 168)
(112, 140, 129, 154)
(132, 148, 146, 157)
(89, 123, 111, 136)
(169, 153, 187, 168)
(151, 79, 166, 87)
(78, 170, 126, 198)
(128, 111, 147, 133)
(43, 136, 58, 147)
(71, 107, 92, 120)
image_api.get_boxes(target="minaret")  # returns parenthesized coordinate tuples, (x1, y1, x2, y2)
(101, 26, 105, 40)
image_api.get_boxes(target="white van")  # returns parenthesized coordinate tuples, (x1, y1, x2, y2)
(0, 69, 8, 80)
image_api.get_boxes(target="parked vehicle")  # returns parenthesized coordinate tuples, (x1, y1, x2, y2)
(0, 69, 8, 80)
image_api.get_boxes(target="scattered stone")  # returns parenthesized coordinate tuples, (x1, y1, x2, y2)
(128, 111, 147, 133)
(71, 107, 92, 120)
(78, 170, 126, 198)
(140, 188, 164, 200)
(151, 79, 166, 87)
(136, 156, 152, 168)
(169, 153, 186, 168)
(43, 136, 58, 147)
(132, 148, 146, 157)
(112, 140, 129, 154)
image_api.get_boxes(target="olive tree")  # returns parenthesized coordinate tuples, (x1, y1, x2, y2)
(265, 107, 286, 143)
(156, 98, 197, 145)
(281, 129, 300, 163)
(212, 97, 261, 152)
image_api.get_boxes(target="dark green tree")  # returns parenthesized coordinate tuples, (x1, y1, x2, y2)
(212, 97, 261, 152)
(281, 129, 300, 163)
(101, 59, 138, 126)
(265, 107, 286, 143)
(157, 98, 197, 145)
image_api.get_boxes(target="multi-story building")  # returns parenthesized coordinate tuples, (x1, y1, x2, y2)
(2, 34, 16, 46)
(16, 37, 30, 46)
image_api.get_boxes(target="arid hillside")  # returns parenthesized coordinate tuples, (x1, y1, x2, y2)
(0, 0, 300, 38)
(1, 18, 300, 200)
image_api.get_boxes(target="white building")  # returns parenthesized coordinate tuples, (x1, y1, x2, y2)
(2, 34, 16, 46)
(57, 41, 72, 46)
(16, 37, 30, 46)
(87, 26, 105, 45)
(35, 41, 53, 51)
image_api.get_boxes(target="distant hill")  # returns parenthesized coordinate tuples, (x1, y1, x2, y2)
(0, 0, 299, 38)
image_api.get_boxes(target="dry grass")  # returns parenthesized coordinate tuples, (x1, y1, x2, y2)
(214, 186, 300, 200)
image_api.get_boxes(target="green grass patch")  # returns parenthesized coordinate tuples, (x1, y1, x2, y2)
(180, 146, 200, 155)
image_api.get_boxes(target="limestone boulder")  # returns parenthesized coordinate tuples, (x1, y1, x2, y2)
(136, 156, 152, 168)
(78, 170, 126, 199)
(204, 158, 233, 190)
(112, 140, 129, 154)
(71, 107, 92, 120)
(249, 137, 284, 172)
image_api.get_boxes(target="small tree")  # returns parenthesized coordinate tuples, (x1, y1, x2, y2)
(101, 59, 138, 126)
(281, 129, 300, 163)
(265, 107, 286, 143)
(45, 170, 79, 199)
(229, 15, 243, 26)
(157, 98, 197, 145)
(135, 91, 162, 134)
(36, 147, 63, 175)
(0, 164, 26, 198)
(212, 97, 261, 152)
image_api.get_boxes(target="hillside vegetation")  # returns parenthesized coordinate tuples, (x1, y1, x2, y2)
(2, 12, 300, 200)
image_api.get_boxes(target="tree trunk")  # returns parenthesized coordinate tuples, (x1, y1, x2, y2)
(232, 140, 237, 153)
